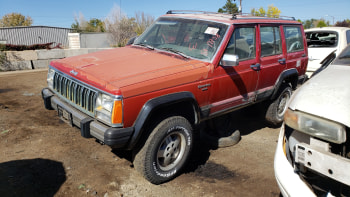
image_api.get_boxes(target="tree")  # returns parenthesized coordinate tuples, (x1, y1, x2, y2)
(105, 4, 136, 47)
(302, 19, 317, 29)
(335, 19, 350, 27)
(134, 11, 155, 36)
(106, 17, 136, 47)
(105, 4, 155, 46)
(86, 18, 105, 32)
(0, 13, 33, 27)
(71, 13, 105, 33)
(218, 0, 239, 14)
(71, 12, 88, 33)
(266, 5, 281, 18)
(317, 20, 327, 27)
(251, 7, 266, 17)
(251, 4, 281, 18)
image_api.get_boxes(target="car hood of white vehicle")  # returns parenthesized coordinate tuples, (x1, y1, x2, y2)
(288, 64, 350, 128)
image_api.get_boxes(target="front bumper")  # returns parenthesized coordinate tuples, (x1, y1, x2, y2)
(274, 124, 316, 197)
(42, 88, 134, 148)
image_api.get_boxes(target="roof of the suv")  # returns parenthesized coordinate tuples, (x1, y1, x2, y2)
(162, 10, 301, 25)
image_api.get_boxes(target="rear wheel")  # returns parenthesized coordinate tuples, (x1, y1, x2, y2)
(133, 116, 193, 184)
(265, 84, 292, 126)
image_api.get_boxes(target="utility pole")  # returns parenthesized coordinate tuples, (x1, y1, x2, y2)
(235, 0, 242, 14)
(325, 15, 335, 26)
(239, 0, 242, 14)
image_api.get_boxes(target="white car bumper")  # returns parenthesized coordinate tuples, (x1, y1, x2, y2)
(274, 125, 316, 197)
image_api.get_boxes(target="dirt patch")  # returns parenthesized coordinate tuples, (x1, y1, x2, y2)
(0, 70, 280, 197)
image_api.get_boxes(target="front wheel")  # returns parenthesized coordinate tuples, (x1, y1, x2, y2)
(265, 84, 292, 126)
(133, 116, 193, 184)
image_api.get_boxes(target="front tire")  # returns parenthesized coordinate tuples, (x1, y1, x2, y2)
(133, 116, 193, 184)
(265, 84, 292, 126)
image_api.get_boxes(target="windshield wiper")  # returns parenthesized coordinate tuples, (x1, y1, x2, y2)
(134, 43, 154, 50)
(160, 47, 190, 59)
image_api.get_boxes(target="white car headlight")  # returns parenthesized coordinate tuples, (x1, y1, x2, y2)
(47, 67, 55, 89)
(284, 109, 346, 144)
(95, 93, 123, 125)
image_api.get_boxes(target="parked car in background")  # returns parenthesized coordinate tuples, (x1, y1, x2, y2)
(274, 44, 350, 196)
(305, 27, 350, 77)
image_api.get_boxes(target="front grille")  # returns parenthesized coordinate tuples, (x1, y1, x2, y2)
(53, 72, 98, 113)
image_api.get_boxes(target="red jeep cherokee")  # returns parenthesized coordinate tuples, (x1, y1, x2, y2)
(42, 11, 307, 184)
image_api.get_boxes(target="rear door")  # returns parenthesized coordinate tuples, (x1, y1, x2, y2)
(256, 25, 286, 97)
(283, 25, 308, 76)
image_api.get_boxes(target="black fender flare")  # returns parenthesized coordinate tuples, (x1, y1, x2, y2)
(126, 91, 200, 150)
(271, 68, 298, 100)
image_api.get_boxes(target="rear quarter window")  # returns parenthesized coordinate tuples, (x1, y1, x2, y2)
(346, 30, 350, 44)
(333, 45, 350, 65)
(284, 26, 304, 53)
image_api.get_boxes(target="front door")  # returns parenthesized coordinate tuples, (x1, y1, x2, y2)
(208, 25, 259, 115)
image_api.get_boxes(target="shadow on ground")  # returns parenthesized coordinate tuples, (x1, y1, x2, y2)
(0, 158, 66, 197)
(0, 88, 14, 94)
(112, 104, 277, 182)
(186, 104, 279, 173)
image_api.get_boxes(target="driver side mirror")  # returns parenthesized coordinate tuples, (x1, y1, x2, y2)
(220, 54, 239, 67)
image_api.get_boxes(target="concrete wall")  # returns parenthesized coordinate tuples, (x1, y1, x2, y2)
(0, 48, 111, 71)
(80, 33, 111, 48)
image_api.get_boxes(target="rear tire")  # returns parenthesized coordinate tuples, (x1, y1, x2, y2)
(133, 116, 193, 184)
(265, 84, 292, 126)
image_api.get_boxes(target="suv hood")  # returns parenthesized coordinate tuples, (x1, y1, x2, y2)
(288, 64, 350, 127)
(50, 47, 210, 97)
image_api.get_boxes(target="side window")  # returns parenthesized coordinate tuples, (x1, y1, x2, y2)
(346, 30, 350, 44)
(284, 26, 304, 53)
(260, 26, 282, 57)
(224, 27, 256, 61)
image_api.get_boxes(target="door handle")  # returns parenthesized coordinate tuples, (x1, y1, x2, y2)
(278, 58, 286, 65)
(250, 63, 261, 71)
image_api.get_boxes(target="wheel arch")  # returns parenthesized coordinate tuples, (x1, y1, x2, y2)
(126, 91, 200, 150)
(271, 68, 299, 100)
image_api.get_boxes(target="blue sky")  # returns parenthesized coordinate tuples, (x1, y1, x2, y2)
(0, 0, 349, 28)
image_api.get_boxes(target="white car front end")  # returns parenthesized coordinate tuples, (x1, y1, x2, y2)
(274, 124, 316, 197)
(274, 50, 350, 196)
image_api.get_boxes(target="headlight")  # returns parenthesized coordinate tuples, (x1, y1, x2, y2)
(47, 67, 55, 89)
(95, 93, 123, 125)
(284, 109, 346, 144)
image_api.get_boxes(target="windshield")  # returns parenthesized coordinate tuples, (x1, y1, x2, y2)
(306, 31, 338, 48)
(134, 17, 228, 61)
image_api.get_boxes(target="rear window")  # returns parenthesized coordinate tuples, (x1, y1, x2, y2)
(305, 31, 338, 48)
